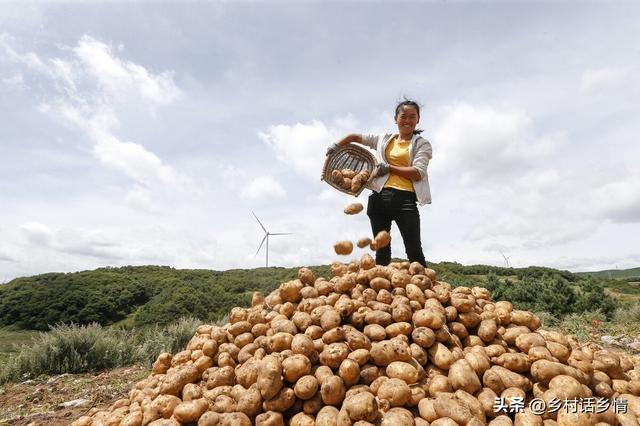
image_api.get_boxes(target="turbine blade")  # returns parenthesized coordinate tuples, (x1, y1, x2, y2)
(270, 232, 293, 236)
(252, 211, 267, 233)
(254, 234, 267, 257)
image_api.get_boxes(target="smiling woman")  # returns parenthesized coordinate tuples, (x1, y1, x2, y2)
(327, 99, 433, 266)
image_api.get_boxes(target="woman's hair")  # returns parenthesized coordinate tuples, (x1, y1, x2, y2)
(394, 98, 423, 134)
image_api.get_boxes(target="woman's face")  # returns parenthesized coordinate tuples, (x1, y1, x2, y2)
(395, 105, 420, 136)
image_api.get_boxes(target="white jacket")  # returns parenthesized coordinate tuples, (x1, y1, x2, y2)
(360, 133, 433, 205)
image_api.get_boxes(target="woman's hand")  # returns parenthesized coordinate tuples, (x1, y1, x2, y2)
(326, 143, 341, 156)
(327, 134, 363, 156)
(374, 162, 390, 177)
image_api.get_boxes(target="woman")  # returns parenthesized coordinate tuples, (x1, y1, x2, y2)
(327, 99, 432, 266)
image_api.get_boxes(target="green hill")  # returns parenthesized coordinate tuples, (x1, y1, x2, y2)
(0, 262, 633, 331)
(576, 266, 640, 281)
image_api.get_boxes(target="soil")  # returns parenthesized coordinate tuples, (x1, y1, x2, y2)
(0, 365, 149, 426)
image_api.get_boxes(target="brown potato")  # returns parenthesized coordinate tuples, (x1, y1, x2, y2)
(344, 202, 364, 215)
(334, 240, 354, 255)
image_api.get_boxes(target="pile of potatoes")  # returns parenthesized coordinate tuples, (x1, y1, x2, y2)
(72, 257, 640, 426)
(332, 169, 371, 194)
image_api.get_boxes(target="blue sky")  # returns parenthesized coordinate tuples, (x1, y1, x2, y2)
(1, 1, 639, 282)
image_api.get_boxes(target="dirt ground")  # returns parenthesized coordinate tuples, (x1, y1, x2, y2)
(0, 365, 149, 426)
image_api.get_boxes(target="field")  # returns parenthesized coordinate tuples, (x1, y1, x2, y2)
(0, 328, 38, 369)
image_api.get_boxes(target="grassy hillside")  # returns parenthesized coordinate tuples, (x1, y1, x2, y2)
(576, 266, 640, 281)
(1, 261, 635, 332)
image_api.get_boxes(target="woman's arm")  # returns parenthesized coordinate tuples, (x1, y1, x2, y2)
(389, 165, 422, 181)
(335, 133, 363, 147)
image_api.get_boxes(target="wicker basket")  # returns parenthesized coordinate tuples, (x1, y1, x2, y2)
(321, 144, 377, 196)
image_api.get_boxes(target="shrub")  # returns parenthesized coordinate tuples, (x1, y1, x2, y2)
(135, 317, 202, 364)
(0, 323, 139, 383)
(0, 317, 201, 384)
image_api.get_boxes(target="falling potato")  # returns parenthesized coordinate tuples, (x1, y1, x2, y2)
(374, 230, 391, 249)
(357, 237, 372, 248)
(334, 240, 354, 255)
(344, 203, 364, 215)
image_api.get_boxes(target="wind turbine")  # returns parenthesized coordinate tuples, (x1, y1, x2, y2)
(252, 211, 292, 267)
(498, 250, 512, 268)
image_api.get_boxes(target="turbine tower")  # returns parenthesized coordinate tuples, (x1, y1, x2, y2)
(252, 211, 292, 267)
(499, 250, 512, 268)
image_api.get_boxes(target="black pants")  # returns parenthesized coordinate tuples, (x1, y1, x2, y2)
(367, 188, 426, 266)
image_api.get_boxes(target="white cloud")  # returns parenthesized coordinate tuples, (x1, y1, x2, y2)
(258, 116, 360, 181)
(432, 103, 564, 186)
(580, 66, 633, 95)
(2, 72, 24, 86)
(240, 175, 287, 201)
(593, 171, 640, 223)
(5, 35, 191, 194)
(20, 222, 54, 246)
(72, 35, 181, 104)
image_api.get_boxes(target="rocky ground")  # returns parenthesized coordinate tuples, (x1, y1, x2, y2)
(0, 365, 148, 426)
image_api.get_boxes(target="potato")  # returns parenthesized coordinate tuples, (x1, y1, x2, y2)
(386, 361, 419, 384)
(321, 376, 346, 406)
(334, 240, 354, 255)
(430, 417, 458, 426)
(288, 412, 315, 426)
(428, 343, 456, 370)
(257, 355, 283, 400)
(491, 353, 532, 373)
(236, 385, 262, 417)
(149, 394, 181, 420)
(434, 393, 474, 425)
(530, 360, 589, 385)
(344, 203, 364, 215)
(352, 238, 372, 251)
(514, 332, 547, 353)
(448, 359, 482, 394)
(339, 358, 361, 386)
(320, 342, 350, 368)
(373, 230, 391, 249)
(173, 398, 209, 423)
(282, 354, 311, 383)
(294, 375, 319, 400)
(478, 319, 498, 343)
(377, 378, 411, 407)
(370, 339, 412, 366)
(160, 363, 201, 395)
(483, 366, 531, 395)
(488, 415, 513, 426)
(263, 387, 296, 412)
(341, 391, 378, 422)
(413, 309, 446, 329)
(380, 407, 413, 425)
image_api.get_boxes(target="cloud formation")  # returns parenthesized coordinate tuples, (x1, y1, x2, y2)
(240, 176, 287, 201)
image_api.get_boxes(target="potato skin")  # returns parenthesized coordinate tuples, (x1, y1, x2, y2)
(344, 203, 364, 215)
(257, 355, 283, 400)
(334, 241, 354, 255)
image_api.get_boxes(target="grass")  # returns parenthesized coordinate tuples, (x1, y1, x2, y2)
(0, 328, 39, 352)
(0, 317, 202, 384)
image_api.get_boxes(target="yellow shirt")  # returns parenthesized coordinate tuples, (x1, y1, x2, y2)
(383, 136, 415, 192)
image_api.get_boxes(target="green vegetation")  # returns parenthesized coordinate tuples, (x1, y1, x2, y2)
(0, 266, 316, 330)
(0, 263, 637, 332)
(0, 318, 201, 384)
(576, 266, 640, 280)
(0, 262, 638, 384)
